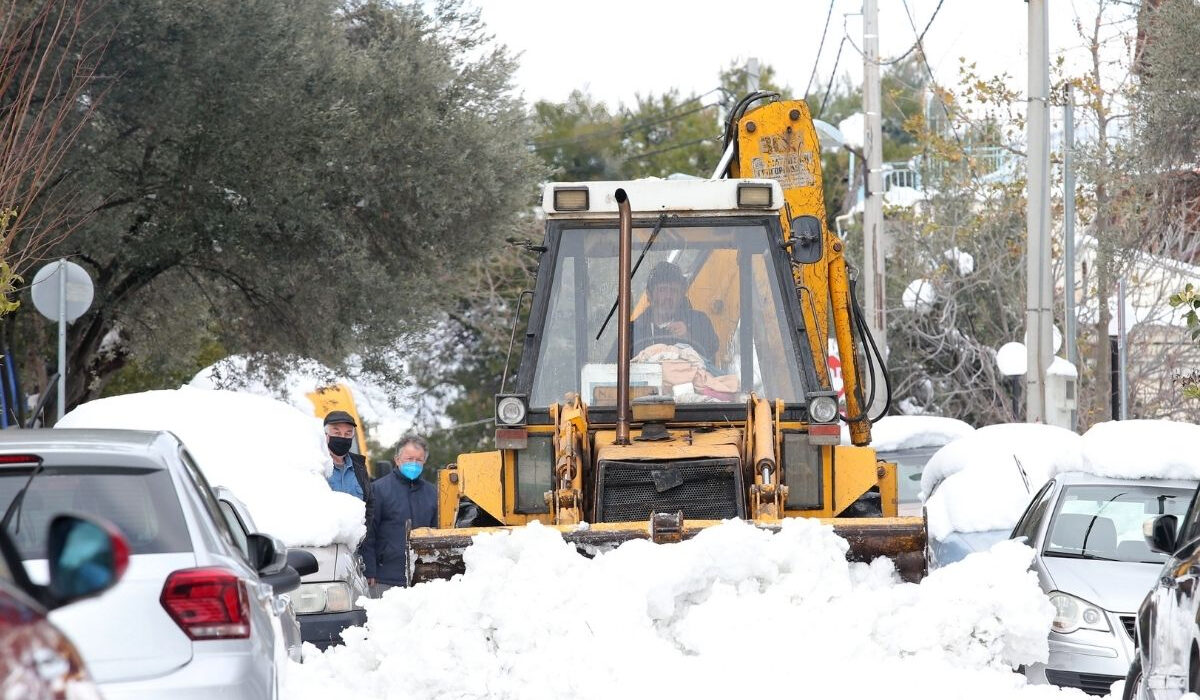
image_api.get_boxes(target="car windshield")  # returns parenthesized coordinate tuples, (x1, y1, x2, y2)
(0, 468, 191, 558)
(1044, 484, 1192, 564)
(531, 220, 812, 408)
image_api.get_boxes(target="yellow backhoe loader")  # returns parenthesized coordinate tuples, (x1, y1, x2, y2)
(409, 93, 926, 583)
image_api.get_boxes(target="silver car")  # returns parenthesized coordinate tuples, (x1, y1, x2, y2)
(1010, 471, 1195, 695)
(292, 541, 368, 649)
(0, 429, 302, 699)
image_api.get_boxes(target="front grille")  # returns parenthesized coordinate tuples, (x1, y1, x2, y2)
(595, 458, 745, 522)
(1045, 670, 1123, 696)
(1121, 615, 1136, 641)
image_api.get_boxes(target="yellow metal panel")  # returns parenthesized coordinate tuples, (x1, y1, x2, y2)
(689, 428, 744, 447)
(833, 444, 881, 514)
(437, 467, 459, 529)
(457, 450, 505, 523)
(877, 457, 899, 517)
(594, 432, 740, 462)
(687, 248, 740, 368)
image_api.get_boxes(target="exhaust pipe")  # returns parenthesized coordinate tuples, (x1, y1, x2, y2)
(615, 189, 632, 445)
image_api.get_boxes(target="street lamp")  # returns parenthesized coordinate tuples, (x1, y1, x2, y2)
(996, 341, 1027, 420)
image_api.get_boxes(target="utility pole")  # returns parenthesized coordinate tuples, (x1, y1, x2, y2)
(1064, 85, 1077, 373)
(862, 0, 888, 417)
(746, 57, 760, 93)
(1026, 0, 1052, 423)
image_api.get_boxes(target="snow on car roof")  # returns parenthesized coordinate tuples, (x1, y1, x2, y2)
(1081, 420, 1200, 481)
(923, 419, 1200, 539)
(57, 387, 365, 548)
(842, 415, 975, 452)
(921, 423, 1084, 540)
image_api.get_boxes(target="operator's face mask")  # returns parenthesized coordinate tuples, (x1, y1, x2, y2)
(327, 435, 353, 457)
(398, 460, 423, 480)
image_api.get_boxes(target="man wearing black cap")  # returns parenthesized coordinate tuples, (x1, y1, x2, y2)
(324, 411, 373, 537)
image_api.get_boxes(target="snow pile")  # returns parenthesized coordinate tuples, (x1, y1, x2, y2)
(57, 388, 365, 548)
(288, 519, 1084, 700)
(846, 415, 975, 452)
(1080, 420, 1200, 481)
(191, 355, 418, 447)
(921, 424, 1083, 539)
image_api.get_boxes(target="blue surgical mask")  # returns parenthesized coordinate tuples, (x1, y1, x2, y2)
(398, 460, 423, 480)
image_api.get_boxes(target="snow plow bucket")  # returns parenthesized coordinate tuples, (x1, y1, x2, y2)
(408, 515, 927, 585)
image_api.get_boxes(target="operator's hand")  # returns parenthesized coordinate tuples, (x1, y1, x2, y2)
(664, 321, 688, 337)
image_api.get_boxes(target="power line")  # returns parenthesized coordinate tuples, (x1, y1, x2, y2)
(804, 0, 838, 100)
(632, 137, 713, 161)
(818, 36, 847, 118)
(900, 0, 981, 187)
(845, 0, 946, 67)
(530, 89, 724, 150)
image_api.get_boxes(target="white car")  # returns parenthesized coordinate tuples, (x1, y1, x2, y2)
(0, 429, 303, 699)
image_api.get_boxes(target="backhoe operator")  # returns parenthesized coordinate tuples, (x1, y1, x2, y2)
(632, 261, 718, 364)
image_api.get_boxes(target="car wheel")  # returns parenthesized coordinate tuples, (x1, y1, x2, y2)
(1122, 654, 1143, 700)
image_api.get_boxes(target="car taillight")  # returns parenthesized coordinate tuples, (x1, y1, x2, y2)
(160, 568, 250, 640)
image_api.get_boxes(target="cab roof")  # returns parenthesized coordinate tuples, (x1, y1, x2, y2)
(541, 179, 784, 218)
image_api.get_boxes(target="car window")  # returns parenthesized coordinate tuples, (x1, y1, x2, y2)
(218, 500, 251, 562)
(1044, 484, 1192, 564)
(0, 468, 191, 557)
(177, 450, 242, 554)
(1011, 480, 1055, 543)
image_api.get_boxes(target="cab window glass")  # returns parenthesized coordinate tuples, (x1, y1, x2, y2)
(218, 500, 250, 562)
(531, 221, 808, 407)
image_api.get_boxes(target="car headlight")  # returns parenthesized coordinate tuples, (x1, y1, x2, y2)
(293, 582, 354, 614)
(808, 395, 838, 424)
(1049, 591, 1110, 634)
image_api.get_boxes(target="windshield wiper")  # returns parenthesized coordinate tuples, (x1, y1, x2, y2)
(596, 213, 670, 341)
(0, 460, 45, 534)
(1044, 550, 1119, 562)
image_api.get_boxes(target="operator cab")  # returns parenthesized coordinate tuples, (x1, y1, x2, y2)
(519, 180, 824, 416)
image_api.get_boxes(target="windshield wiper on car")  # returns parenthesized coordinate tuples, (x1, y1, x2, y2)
(1044, 550, 1119, 562)
(596, 213, 670, 341)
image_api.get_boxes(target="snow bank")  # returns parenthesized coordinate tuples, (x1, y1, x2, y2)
(845, 415, 975, 452)
(287, 519, 1086, 700)
(921, 424, 1083, 539)
(57, 388, 364, 548)
(191, 355, 417, 448)
(1081, 420, 1200, 480)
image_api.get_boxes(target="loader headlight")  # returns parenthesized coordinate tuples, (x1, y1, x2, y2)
(553, 187, 589, 211)
(737, 183, 773, 208)
(496, 395, 527, 426)
(808, 395, 839, 424)
(1049, 591, 1110, 634)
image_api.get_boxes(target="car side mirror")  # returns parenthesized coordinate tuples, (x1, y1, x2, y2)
(246, 533, 287, 576)
(286, 548, 319, 577)
(788, 215, 823, 265)
(1144, 514, 1179, 554)
(46, 515, 129, 609)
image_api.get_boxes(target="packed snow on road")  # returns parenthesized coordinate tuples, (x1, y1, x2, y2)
(289, 519, 1098, 700)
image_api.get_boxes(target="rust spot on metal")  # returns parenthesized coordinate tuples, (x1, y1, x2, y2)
(746, 121, 757, 133)
(789, 109, 801, 121)
(833, 242, 843, 252)
(449, 472, 459, 484)
(877, 466, 886, 479)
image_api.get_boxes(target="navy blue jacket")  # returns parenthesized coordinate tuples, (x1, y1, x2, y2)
(362, 470, 438, 586)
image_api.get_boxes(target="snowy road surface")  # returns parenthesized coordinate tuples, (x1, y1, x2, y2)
(288, 518, 1109, 700)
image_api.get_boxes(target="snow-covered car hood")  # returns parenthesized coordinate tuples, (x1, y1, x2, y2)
(1039, 556, 1161, 614)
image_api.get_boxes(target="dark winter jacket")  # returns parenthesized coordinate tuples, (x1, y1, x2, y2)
(345, 453, 374, 542)
(632, 305, 719, 365)
(361, 469, 438, 587)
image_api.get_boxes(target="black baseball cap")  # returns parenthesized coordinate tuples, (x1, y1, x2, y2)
(323, 410, 357, 427)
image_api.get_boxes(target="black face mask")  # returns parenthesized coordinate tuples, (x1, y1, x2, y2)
(327, 436, 353, 457)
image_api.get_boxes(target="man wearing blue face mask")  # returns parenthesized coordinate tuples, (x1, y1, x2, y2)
(361, 434, 437, 597)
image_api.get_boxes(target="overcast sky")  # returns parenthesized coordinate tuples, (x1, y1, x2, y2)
(473, 0, 1136, 111)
